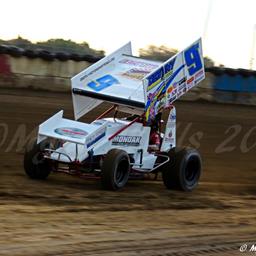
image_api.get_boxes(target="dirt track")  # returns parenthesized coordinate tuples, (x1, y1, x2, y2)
(0, 88, 256, 255)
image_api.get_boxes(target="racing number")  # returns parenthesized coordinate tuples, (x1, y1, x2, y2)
(87, 74, 119, 92)
(184, 42, 203, 76)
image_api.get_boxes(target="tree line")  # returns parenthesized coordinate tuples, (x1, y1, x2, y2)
(0, 36, 215, 66)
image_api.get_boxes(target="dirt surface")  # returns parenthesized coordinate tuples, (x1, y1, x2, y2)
(0, 88, 256, 255)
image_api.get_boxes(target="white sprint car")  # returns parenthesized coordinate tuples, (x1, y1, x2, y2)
(24, 39, 205, 191)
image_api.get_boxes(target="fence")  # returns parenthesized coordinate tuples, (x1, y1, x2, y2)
(0, 46, 256, 106)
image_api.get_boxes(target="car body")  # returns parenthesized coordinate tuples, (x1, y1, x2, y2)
(24, 39, 205, 191)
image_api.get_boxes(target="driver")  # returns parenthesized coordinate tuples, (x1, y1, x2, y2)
(148, 113, 162, 151)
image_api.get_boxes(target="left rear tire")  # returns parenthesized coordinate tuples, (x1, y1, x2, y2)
(24, 139, 52, 180)
(162, 147, 202, 191)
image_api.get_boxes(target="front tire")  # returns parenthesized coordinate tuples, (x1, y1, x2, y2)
(162, 147, 202, 191)
(24, 139, 52, 180)
(101, 149, 130, 191)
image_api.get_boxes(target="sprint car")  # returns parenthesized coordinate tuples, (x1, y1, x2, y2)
(24, 39, 205, 191)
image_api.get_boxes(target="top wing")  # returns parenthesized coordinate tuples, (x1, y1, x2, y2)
(143, 38, 205, 121)
(71, 42, 161, 120)
(71, 39, 204, 121)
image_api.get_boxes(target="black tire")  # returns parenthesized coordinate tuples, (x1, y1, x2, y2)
(101, 149, 130, 190)
(23, 49, 38, 58)
(37, 50, 55, 61)
(24, 139, 52, 180)
(55, 52, 70, 61)
(0, 45, 8, 54)
(162, 147, 202, 191)
(70, 53, 83, 62)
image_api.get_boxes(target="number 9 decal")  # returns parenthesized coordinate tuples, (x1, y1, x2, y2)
(87, 74, 119, 92)
(184, 42, 203, 76)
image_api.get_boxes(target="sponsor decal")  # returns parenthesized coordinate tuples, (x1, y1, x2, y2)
(146, 66, 165, 92)
(164, 58, 176, 79)
(86, 127, 106, 148)
(167, 122, 175, 129)
(195, 69, 204, 79)
(112, 135, 142, 146)
(167, 86, 174, 94)
(92, 121, 105, 126)
(195, 76, 204, 84)
(146, 58, 176, 92)
(166, 97, 176, 108)
(170, 113, 176, 120)
(54, 127, 88, 139)
(80, 57, 115, 82)
(186, 76, 195, 90)
(177, 82, 186, 97)
(178, 81, 186, 91)
(121, 68, 151, 80)
(178, 77, 186, 85)
(195, 69, 205, 84)
(119, 58, 158, 70)
(172, 89, 177, 96)
(145, 64, 185, 122)
(167, 82, 177, 95)
(187, 76, 194, 85)
(164, 137, 175, 143)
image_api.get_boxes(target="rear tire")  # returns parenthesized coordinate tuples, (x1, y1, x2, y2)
(24, 139, 52, 179)
(101, 149, 130, 191)
(162, 147, 201, 191)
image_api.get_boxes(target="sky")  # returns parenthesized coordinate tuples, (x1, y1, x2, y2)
(1, 0, 256, 69)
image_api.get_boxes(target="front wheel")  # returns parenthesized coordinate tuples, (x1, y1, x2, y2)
(24, 139, 52, 180)
(101, 149, 130, 191)
(162, 147, 202, 191)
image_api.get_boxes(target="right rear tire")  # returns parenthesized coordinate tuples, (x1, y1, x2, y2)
(162, 147, 202, 191)
(101, 149, 130, 191)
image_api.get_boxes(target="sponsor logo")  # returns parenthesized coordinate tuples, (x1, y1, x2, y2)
(186, 76, 195, 90)
(122, 68, 151, 80)
(166, 95, 177, 106)
(172, 89, 177, 96)
(92, 121, 105, 126)
(86, 127, 106, 148)
(187, 76, 194, 85)
(80, 57, 115, 82)
(146, 66, 165, 91)
(167, 85, 174, 94)
(194, 69, 205, 84)
(177, 82, 186, 97)
(164, 58, 176, 79)
(195, 75, 204, 84)
(178, 77, 186, 85)
(119, 58, 158, 69)
(178, 82, 186, 91)
(167, 82, 178, 94)
(54, 127, 88, 139)
(112, 135, 142, 146)
(170, 113, 176, 120)
(195, 69, 204, 78)
(164, 137, 175, 143)
(167, 122, 175, 129)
